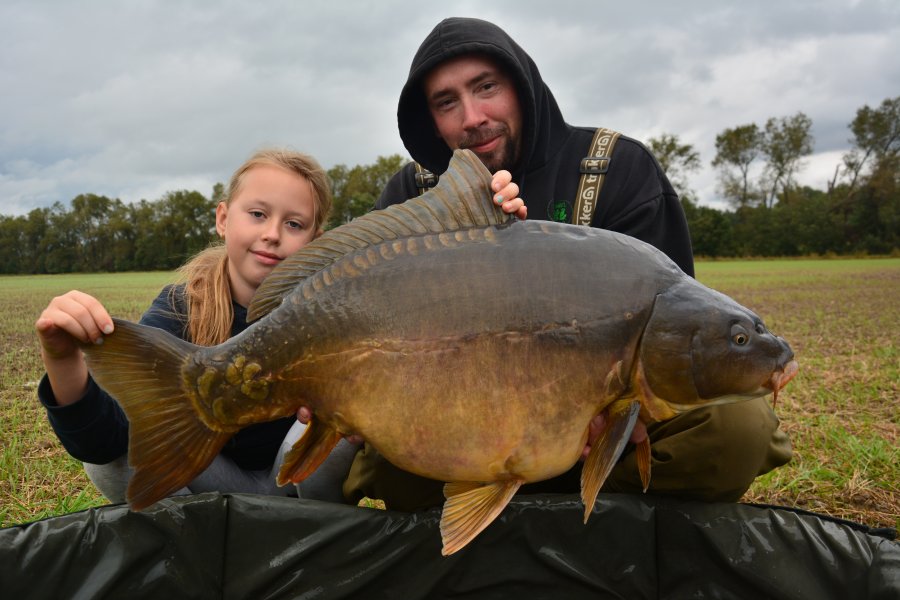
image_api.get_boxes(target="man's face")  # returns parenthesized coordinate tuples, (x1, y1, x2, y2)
(423, 53, 523, 173)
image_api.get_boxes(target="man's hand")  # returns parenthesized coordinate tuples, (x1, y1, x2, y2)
(491, 170, 527, 220)
(581, 410, 648, 460)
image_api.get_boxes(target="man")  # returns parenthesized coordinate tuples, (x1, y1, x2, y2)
(343, 17, 791, 510)
(375, 17, 693, 275)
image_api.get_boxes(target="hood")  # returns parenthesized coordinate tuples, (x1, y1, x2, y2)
(398, 17, 567, 177)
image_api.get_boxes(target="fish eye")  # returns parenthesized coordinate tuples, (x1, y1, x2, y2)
(730, 324, 749, 346)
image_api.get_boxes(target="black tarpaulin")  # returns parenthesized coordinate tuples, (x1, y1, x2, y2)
(1, 492, 897, 599)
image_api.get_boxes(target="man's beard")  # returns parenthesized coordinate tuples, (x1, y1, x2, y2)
(459, 126, 520, 172)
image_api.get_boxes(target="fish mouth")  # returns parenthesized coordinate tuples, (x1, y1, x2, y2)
(763, 360, 799, 407)
(664, 360, 800, 414)
(665, 393, 764, 414)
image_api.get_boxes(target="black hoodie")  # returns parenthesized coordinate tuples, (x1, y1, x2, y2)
(376, 17, 694, 276)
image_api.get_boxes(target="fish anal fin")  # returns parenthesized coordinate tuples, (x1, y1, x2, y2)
(581, 399, 640, 523)
(276, 417, 342, 486)
(440, 479, 522, 556)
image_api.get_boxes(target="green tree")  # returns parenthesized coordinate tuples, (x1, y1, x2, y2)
(680, 198, 736, 257)
(327, 154, 407, 229)
(829, 96, 900, 253)
(69, 194, 116, 271)
(647, 134, 701, 203)
(846, 166, 899, 253)
(41, 203, 78, 273)
(327, 163, 351, 226)
(152, 190, 217, 268)
(0, 215, 25, 274)
(212, 182, 226, 205)
(21, 208, 52, 273)
(759, 113, 814, 208)
(712, 124, 762, 208)
(107, 201, 138, 271)
(835, 96, 900, 195)
(730, 205, 783, 256)
(132, 199, 163, 270)
(775, 187, 846, 255)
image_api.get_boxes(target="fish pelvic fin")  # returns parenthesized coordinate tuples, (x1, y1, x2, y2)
(276, 416, 342, 486)
(635, 437, 651, 493)
(248, 149, 508, 321)
(581, 399, 641, 523)
(440, 480, 522, 556)
(81, 318, 234, 511)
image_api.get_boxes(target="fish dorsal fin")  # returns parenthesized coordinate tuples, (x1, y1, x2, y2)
(248, 149, 507, 321)
(440, 479, 522, 556)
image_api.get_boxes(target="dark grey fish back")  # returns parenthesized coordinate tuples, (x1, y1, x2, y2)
(248, 150, 509, 321)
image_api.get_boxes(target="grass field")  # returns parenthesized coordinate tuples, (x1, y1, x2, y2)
(1, 260, 898, 530)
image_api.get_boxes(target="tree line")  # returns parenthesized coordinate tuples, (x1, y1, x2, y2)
(0, 97, 896, 274)
(649, 96, 897, 256)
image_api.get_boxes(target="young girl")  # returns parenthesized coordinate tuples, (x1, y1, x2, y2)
(35, 148, 526, 505)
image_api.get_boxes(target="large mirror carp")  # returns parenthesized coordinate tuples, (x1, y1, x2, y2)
(83, 150, 798, 555)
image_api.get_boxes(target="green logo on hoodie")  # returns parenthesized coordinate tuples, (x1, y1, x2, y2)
(548, 200, 570, 223)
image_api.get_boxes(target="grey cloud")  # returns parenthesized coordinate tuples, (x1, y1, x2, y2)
(1, 0, 898, 215)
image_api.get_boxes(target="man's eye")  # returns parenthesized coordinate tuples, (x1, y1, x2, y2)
(477, 81, 498, 95)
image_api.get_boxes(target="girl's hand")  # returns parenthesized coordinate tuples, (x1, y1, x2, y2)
(491, 170, 527, 220)
(35, 290, 113, 406)
(35, 290, 114, 360)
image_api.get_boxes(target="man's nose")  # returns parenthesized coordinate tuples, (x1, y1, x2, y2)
(460, 95, 487, 130)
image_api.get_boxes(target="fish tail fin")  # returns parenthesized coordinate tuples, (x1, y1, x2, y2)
(276, 416, 342, 486)
(440, 480, 522, 556)
(581, 399, 641, 523)
(82, 318, 233, 510)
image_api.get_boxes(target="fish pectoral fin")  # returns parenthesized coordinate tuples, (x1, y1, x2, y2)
(440, 480, 522, 556)
(276, 417, 343, 486)
(581, 399, 640, 523)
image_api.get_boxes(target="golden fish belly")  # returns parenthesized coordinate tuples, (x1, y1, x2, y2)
(283, 329, 629, 484)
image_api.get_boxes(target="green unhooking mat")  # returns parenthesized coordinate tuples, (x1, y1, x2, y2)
(1, 492, 897, 599)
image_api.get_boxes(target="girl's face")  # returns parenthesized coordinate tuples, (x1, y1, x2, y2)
(216, 164, 318, 306)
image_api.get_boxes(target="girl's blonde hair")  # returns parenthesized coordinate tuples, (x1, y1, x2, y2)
(175, 148, 332, 346)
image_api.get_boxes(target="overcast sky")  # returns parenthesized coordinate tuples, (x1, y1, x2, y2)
(2, 0, 898, 216)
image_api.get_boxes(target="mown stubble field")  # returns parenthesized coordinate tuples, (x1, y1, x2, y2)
(0, 259, 897, 530)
